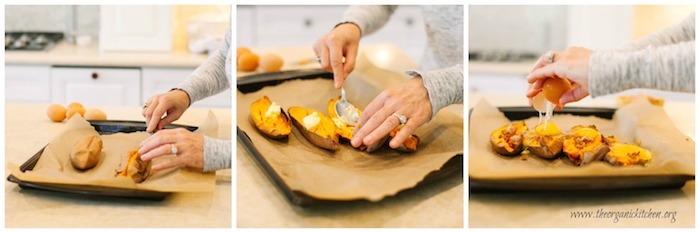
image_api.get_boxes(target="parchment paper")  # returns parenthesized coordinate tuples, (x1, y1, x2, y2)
(469, 99, 695, 179)
(9, 112, 222, 192)
(237, 75, 463, 201)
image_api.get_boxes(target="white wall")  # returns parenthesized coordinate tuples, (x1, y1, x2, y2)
(566, 5, 634, 50)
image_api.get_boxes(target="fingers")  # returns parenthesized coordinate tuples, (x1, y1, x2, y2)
(526, 80, 544, 98)
(363, 112, 402, 148)
(343, 43, 358, 76)
(389, 120, 418, 149)
(147, 103, 168, 133)
(156, 110, 183, 132)
(328, 40, 346, 89)
(531, 51, 555, 72)
(319, 43, 331, 71)
(527, 63, 558, 84)
(140, 143, 174, 161)
(559, 83, 589, 106)
(151, 156, 183, 172)
(139, 131, 178, 158)
(352, 106, 394, 147)
(143, 97, 158, 129)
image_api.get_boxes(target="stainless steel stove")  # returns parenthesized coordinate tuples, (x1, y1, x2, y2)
(5, 32, 63, 51)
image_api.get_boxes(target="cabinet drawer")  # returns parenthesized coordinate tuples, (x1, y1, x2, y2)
(255, 6, 347, 46)
(51, 67, 141, 106)
(142, 67, 231, 108)
(5, 64, 51, 102)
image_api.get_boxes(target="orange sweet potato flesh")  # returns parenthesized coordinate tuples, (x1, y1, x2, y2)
(250, 96, 291, 139)
(563, 125, 609, 166)
(116, 149, 152, 183)
(490, 121, 527, 156)
(389, 126, 420, 152)
(288, 106, 339, 151)
(327, 96, 359, 141)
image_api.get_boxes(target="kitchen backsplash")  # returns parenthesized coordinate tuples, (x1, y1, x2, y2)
(469, 5, 568, 54)
(5, 5, 100, 37)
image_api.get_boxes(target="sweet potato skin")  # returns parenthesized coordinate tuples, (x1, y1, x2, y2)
(70, 135, 103, 170)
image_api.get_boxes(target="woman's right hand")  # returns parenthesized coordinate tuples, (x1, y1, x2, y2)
(526, 47, 593, 107)
(142, 89, 191, 133)
(313, 23, 361, 89)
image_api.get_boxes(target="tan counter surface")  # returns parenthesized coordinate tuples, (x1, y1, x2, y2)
(469, 93, 695, 228)
(236, 44, 464, 228)
(5, 103, 231, 228)
(6, 42, 208, 68)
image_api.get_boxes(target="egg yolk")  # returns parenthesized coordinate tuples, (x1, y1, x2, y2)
(542, 78, 572, 104)
(535, 122, 561, 135)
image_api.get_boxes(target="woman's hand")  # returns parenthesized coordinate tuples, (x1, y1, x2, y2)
(526, 47, 593, 107)
(138, 128, 204, 172)
(313, 23, 361, 89)
(351, 77, 433, 150)
(143, 89, 190, 133)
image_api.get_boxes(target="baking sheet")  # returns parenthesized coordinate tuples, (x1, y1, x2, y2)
(8, 112, 221, 192)
(237, 74, 464, 202)
(469, 99, 695, 181)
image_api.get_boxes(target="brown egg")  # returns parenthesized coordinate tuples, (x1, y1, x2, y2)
(260, 54, 284, 72)
(46, 104, 67, 122)
(237, 47, 252, 60)
(238, 52, 259, 71)
(67, 102, 84, 109)
(84, 108, 107, 120)
(66, 106, 86, 119)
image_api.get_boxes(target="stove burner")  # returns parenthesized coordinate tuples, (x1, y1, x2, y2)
(5, 32, 64, 51)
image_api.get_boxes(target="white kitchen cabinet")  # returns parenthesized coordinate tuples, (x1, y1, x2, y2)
(99, 5, 172, 52)
(469, 72, 528, 96)
(142, 68, 232, 108)
(51, 67, 141, 106)
(246, 5, 427, 62)
(5, 64, 52, 103)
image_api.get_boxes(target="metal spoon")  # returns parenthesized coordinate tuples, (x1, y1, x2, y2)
(334, 87, 360, 126)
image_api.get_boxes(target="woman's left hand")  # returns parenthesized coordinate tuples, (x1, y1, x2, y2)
(351, 77, 432, 150)
(138, 128, 204, 172)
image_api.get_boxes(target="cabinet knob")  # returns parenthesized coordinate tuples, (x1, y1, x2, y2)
(91, 72, 99, 79)
(406, 18, 414, 26)
(303, 18, 313, 28)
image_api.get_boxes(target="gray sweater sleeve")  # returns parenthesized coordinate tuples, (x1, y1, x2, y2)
(202, 137, 231, 172)
(589, 13, 695, 97)
(341, 5, 398, 36)
(407, 64, 464, 118)
(618, 12, 694, 51)
(178, 25, 231, 103)
(177, 26, 232, 172)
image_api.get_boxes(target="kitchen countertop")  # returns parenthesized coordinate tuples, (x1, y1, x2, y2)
(469, 60, 535, 75)
(469, 94, 695, 228)
(236, 44, 464, 228)
(4, 103, 231, 228)
(5, 42, 209, 68)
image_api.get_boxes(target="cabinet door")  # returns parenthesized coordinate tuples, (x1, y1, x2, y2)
(5, 64, 51, 103)
(362, 6, 427, 62)
(51, 67, 141, 106)
(255, 6, 347, 46)
(99, 5, 172, 52)
(142, 67, 232, 108)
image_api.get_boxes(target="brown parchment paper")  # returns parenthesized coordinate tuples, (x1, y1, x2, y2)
(9, 111, 222, 192)
(469, 99, 695, 179)
(237, 73, 463, 202)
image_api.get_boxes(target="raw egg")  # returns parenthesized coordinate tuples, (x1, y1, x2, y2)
(66, 103, 86, 119)
(46, 104, 67, 122)
(237, 47, 252, 60)
(238, 52, 259, 71)
(542, 78, 572, 104)
(84, 108, 107, 120)
(259, 54, 284, 72)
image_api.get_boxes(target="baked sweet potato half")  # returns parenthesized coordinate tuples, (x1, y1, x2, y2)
(563, 125, 609, 166)
(490, 121, 527, 156)
(523, 122, 564, 159)
(604, 136, 652, 166)
(288, 106, 340, 151)
(389, 125, 420, 152)
(116, 149, 152, 183)
(250, 96, 291, 139)
(327, 96, 360, 141)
